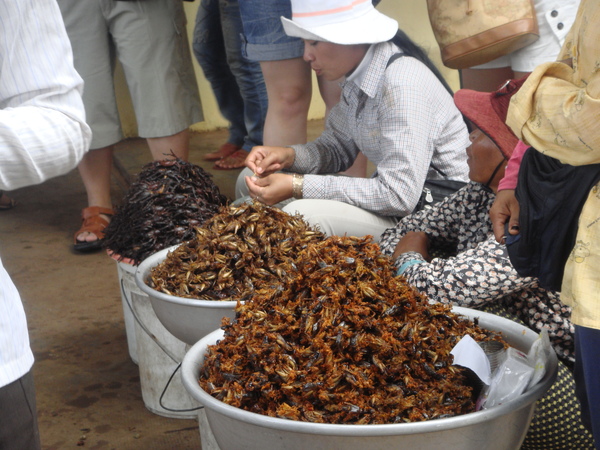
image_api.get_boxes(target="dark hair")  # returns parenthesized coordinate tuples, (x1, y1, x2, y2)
(390, 29, 454, 96)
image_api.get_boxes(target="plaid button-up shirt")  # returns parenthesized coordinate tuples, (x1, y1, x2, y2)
(289, 41, 469, 217)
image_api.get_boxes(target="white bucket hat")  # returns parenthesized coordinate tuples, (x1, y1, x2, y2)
(281, 0, 398, 45)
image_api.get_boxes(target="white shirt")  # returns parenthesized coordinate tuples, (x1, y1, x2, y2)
(0, 0, 91, 387)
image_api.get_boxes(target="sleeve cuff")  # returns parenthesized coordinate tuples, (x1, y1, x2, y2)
(395, 259, 423, 276)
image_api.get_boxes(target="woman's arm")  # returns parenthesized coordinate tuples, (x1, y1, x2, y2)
(291, 57, 469, 217)
(379, 184, 477, 260)
(399, 236, 541, 308)
(0, 0, 91, 190)
(288, 98, 361, 175)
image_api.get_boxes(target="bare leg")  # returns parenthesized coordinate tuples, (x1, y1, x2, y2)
(147, 128, 190, 161)
(75, 146, 114, 243)
(260, 58, 312, 146)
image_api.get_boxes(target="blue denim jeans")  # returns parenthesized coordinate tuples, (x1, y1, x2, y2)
(574, 325, 600, 446)
(193, 0, 267, 151)
(238, 0, 304, 61)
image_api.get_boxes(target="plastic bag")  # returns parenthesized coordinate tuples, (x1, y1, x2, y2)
(478, 329, 552, 409)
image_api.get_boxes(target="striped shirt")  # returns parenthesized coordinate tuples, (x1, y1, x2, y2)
(0, 0, 91, 387)
(290, 41, 469, 217)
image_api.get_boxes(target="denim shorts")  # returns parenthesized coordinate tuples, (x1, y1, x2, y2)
(238, 0, 304, 61)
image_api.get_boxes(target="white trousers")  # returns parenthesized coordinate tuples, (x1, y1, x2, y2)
(236, 168, 397, 241)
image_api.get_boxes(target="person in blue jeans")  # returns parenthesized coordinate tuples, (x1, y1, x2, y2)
(193, 0, 268, 170)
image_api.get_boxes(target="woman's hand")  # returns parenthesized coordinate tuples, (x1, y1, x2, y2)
(490, 189, 520, 243)
(392, 231, 430, 261)
(245, 173, 294, 206)
(246, 146, 296, 177)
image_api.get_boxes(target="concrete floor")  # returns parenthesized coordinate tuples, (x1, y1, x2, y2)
(0, 121, 325, 450)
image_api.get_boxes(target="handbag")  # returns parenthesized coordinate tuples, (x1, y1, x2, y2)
(414, 178, 467, 212)
(426, 0, 540, 69)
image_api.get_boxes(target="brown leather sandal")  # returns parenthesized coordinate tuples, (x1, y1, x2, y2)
(73, 206, 114, 252)
(213, 149, 248, 170)
(0, 190, 16, 210)
(203, 142, 242, 162)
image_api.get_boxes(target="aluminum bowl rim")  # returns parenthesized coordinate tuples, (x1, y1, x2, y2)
(135, 244, 239, 308)
(181, 306, 558, 436)
(135, 244, 237, 308)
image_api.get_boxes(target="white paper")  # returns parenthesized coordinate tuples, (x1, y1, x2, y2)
(450, 334, 492, 385)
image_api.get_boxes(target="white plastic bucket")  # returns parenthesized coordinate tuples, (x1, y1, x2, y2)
(130, 287, 201, 419)
(112, 256, 140, 365)
(198, 408, 221, 450)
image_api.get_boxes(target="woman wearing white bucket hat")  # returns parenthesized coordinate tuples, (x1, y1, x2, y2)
(242, 0, 470, 241)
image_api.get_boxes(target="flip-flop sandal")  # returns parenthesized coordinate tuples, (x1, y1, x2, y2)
(73, 206, 114, 252)
(203, 143, 241, 162)
(213, 149, 248, 170)
(0, 191, 17, 210)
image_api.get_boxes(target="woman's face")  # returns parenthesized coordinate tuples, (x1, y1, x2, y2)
(302, 40, 368, 81)
(466, 127, 507, 191)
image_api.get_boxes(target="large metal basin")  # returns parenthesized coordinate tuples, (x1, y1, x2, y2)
(135, 245, 237, 346)
(181, 306, 558, 450)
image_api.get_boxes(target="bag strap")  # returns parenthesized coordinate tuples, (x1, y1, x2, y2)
(386, 52, 404, 69)
(385, 52, 448, 177)
(429, 164, 447, 177)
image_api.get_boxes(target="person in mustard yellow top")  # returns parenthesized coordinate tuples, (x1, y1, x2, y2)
(491, 0, 600, 445)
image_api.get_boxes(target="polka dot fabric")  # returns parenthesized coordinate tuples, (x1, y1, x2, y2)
(379, 182, 575, 367)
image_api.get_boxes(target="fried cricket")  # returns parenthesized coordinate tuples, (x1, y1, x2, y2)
(199, 236, 506, 424)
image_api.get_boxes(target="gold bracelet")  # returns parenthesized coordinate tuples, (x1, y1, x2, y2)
(292, 173, 304, 199)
